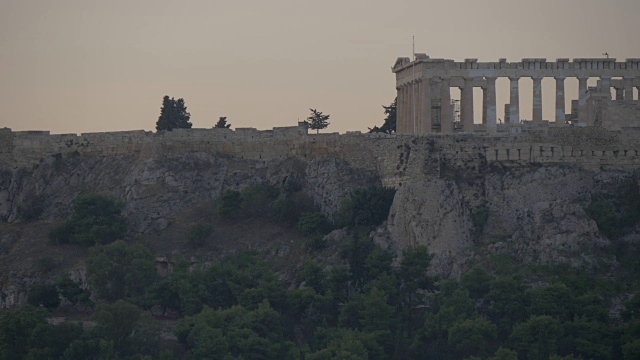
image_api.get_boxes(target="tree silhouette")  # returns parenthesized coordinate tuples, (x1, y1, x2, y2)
(369, 98, 396, 134)
(155, 96, 192, 131)
(214, 116, 231, 129)
(305, 108, 330, 134)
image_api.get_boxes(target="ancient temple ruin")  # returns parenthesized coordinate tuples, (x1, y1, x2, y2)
(392, 55, 640, 134)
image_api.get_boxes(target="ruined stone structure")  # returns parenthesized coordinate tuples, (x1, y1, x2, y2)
(393, 55, 640, 134)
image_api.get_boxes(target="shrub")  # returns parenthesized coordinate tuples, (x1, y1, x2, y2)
(242, 184, 279, 216)
(271, 192, 316, 227)
(298, 212, 330, 236)
(49, 194, 126, 246)
(188, 224, 213, 248)
(339, 186, 396, 227)
(218, 190, 242, 218)
(55, 275, 92, 306)
(27, 284, 60, 310)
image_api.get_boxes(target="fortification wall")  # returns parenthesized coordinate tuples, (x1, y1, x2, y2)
(3, 125, 640, 180)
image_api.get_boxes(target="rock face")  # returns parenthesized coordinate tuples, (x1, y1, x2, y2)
(380, 165, 635, 277)
(0, 152, 377, 234)
(385, 178, 474, 277)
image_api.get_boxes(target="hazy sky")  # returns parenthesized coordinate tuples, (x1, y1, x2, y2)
(1, 0, 639, 134)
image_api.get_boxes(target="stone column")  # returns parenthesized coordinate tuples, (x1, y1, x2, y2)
(395, 86, 402, 133)
(402, 85, 409, 133)
(485, 77, 497, 133)
(461, 78, 474, 132)
(600, 77, 612, 100)
(509, 77, 520, 124)
(555, 77, 566, 126)
(419, 79, 432, 134)
(532, 77, 543, 123)
(441, 78, 453, 133)
(624, 78, 634, 102)
(578, 77, 588, 124)
(482, 87, 488, 125)
(615, 87, 624, 101)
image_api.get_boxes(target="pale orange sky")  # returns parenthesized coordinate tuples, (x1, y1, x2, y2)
(1, 0, 639, 134)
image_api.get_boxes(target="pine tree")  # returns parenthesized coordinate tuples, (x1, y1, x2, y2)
(369, 98, 397, 134)
(305, 108, 330, 134)
(155, 96, 192, 131)
(214, 116, 231, 129)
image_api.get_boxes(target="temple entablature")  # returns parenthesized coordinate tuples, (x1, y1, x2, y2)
(393, 55, 640, 135)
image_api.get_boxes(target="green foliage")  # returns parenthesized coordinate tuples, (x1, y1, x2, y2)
(87, 240, 157, 301)
(510, 315, 563, 360)
(218, 190, 243, 218)
(49, 193, 126, 246)
(448, 317, 497, 358)
(298, 211, 330, 236)
(188, 223, 213, 248)
(155, 95, 192, 131)
(55, 275, 92, 307)
(175, 300, 294, 359)
(490, 347, 518, 360)
(27, 284, 60, 310)
(0, 306, 83, 359)
(585, 182, 640, 238)
(340, 186, 396, 227)
(214, 116, 231, 128)
(271, 191, 316, 227)
(306, 108, 330, 134)
(241, 183, 280, 216)
(369, 98, 397, 134)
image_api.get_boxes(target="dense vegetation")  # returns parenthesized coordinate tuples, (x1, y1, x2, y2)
(3, 184, 640, 360)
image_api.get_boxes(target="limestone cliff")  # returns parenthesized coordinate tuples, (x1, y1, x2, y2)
(1, 127, 640, 308)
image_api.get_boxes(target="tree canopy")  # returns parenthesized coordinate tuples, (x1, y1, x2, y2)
(369, 98, 397, 134)
(214, 116, 231, 129)
(155, 95, 192, 131)
(306, 108, 330, 134)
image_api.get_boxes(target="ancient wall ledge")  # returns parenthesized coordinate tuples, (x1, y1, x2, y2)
(2, 125, 640, 170)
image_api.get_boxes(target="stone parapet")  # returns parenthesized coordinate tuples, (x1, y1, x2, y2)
(3, 126, 640, 174)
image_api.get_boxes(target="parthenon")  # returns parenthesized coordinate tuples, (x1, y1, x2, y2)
(392, 55, 640, 134)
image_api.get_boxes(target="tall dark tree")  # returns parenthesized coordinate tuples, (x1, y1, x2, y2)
(214, 116, 231, 129)
(369, 98, 397, 134)
(305, 108, 330, 134)
(155, 95, 192, 131)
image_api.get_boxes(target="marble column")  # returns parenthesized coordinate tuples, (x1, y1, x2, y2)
(509, 77, 520, 124)
(578, 77, 588, 124)
(441, 78, 453, 133)
(419, 79, 432, 134)
(532, 77, 543, 123)
(402, 85, 409, 133)
(461, 78, 474, 132)
(485, 77, 497, 133)
(555, 77, 566, 126)
(482, 87, 488, 125)
(600, 77, 612, 100)
(624, 78, 634, 102)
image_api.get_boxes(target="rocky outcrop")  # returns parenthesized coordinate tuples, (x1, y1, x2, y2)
(383, 178, 474, 277)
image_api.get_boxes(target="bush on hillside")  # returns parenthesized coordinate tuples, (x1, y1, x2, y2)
(339, 186, 396, 227)
(218, 190, 243, 218)
(49, 194, 127, 246)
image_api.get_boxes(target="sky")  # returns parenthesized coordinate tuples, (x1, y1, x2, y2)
(1, 0, 639, 134)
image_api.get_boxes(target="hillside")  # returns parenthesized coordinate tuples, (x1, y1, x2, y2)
(1, 126, 640, 359)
